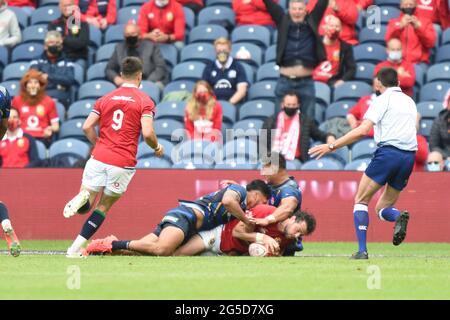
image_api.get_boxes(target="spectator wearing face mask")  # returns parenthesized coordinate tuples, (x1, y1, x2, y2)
(202, 37, 249, 106)
(312, 15, 356, 88)
(184, 80, 223, 142)
(77, 0, 117, 30)
(374, 38, 415, 97)
(261, 91, 335, 162)
(138, 0, 186, 50)
(11, 69, 60, 147)
(429, 89, 450, 162)
(426, 151, 446, 171)
(106, 23, 169, 89)
(0, 107, 40, 168)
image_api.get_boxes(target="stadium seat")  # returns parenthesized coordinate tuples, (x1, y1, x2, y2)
(231, 42, 263, 67)
(231, 25, 271, 49)
(325, 100, 354, 120)
(155, 101, 186, 122)
(188, 25, 228, 44)
(55, 101, 65, 121)
(323, 146, 350, 166)
(11, 43, 44, 62)
(137, 139, 174, 160)
(248, 81, 276, 102)
(0, 46, 8, 69)
(286, 160, 302, 170)
(224, 138, 259, 162)
(48, 138, 90, 167)
(442, 28, 450, 46)
(414, 63, 425, 87)
(420, 82, 450, 102)
(419, 119, 434, 137)
(159, 44, 178, 69)
(88, 25, 102, 49)
(59, 119, 87, 141)
(333, 81, 372, 102)
(232, 120, 264, 139)
(8, 6, 29, 29)
(67, 100, 95, 120)
(172, 140, 221, 165)
(180, 43, 215, 63)
(379, 6, 400, 24)
(78, 81, 115, 100)
(353, 43, 387, 64)
(239, 62, 255, 84)
(22, 25, 48, 43)
(163, 80, 195, 97)
(40, 0, 60, 6)
(0, 81, 20, 97)
(206, 0, 232, 6)
(416, 101, 444, 119)
(2, 62, 29, 81)
(104, 24, 126, 44)
(344, 158, 371, 171)
(198, 6, 235, 26)
(171, 62, 206, 81)
(256, 62, 280, 82)
(374, 0, 401, 6)
(72, 62, 84, 86)
(426, 63, 450, 83)
(117, 6, 140, 24)
(172, 162, 214, 169)
(136, 157, 173, 169)
(96, 43, 117, 62)
(35, 140, 47, 161)
(315, 81, 331, 107)
(153, 119, 185, 141)
(264, 45, 276, 63)
(351, 139, 377, 160)
(218, 100, 236, 125)
(30, 6, 60, 25)
(354, 62, 375, 84)
(301, 159, 343, 170)
(86, 62, 107, 81)
(239, 100, 275, 121)
(435, 44, 450, 63)
(122, 0, 146, 7)
(215, 159, 257, 170)
(271, 29, 278, 45)
(359, 26, 387, 44)
(183, 7, 195, 31)
(140, 81, 161, 103)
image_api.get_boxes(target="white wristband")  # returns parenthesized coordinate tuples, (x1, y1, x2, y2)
(266, 215, 276, 223)
(154, 143, 162, 152)
(255, 233, 264, 243)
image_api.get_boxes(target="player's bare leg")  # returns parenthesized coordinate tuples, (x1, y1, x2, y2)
(128, 226, 185, 256)
(0, 202, 21, 257)
(173, 235, 206, 256)
(63, 186, 98, 218)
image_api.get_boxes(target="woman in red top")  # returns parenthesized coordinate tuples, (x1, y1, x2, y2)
(184, 80, 223, 142)
(232, 0, 276, 29)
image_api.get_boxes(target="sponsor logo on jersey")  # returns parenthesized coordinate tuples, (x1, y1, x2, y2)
(111, 96, 136, 102)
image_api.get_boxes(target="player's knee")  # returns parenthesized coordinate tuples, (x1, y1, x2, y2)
(154, 245, 173, 256)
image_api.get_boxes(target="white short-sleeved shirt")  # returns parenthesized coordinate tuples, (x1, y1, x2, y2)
(363, 87, 418, 151)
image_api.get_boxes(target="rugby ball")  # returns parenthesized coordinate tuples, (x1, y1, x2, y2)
(249, 242, 271, 257)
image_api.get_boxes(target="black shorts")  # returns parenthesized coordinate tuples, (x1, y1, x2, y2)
(153, 205, 198, 245)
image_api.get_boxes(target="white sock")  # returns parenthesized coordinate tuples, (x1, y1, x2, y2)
(69, 235, 87, 253)
(1, 219, 12, 231)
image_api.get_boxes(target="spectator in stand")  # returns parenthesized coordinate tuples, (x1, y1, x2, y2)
(138, 0, 186, 50)
(6, 0, 35, 8)
(184, 80, 223, 142)
(0, 107, 40, 168)
(416, 0, 450, 29)
(29, 31, 76, 107)
(353, 0, 373, 11)
(202, 37, 249, 106)
(429, 89, 450, 161)
(12, 69, 60, 147)
(307, 0, 359, 45)
(232, 0, 276, 30)
(0, 0, 21, 48)
(48, 0, 90, 68)
(385, 0, 436, 65)
(374, 38, 415, 97)
(426, 151, 446, 171)
(78, 0, 117, 30)
(106, 23, 169, 89)
(262, 91, 335, 162)
(176, 0, 203, 14)
(312, 15, 356, 88)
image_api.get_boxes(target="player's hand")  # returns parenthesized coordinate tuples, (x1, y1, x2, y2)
(308, 144, 332, 160)
(262, 236, 280, 255)
(244, 217, 256, 227)
(254, 218, 270, 227)
(219, 179, 238, 188)
(154, 143, 164, 157)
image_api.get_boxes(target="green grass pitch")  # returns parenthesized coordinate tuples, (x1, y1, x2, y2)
(1, 241, 449, 299)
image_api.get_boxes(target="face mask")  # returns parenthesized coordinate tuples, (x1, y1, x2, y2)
(325, 29, 339, 41)
(125, 36, 139, 47)
(195, 92, 210, 104)
(401, 7, 416, 15)
(427, 162, 441, 172)
(155, 0, 169, 8)
(48, 45, 61, 55)
(217, 51, 229, 64)
(284, 107, 299, 117)
(388, 51, 402, 62)
(375, 90, 382, 96)
(7, 118, 20, 132)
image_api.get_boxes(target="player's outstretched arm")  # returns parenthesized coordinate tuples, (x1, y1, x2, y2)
(255, 197, 298, 227)
(222, 190, 252, 225)
(141, 116, 163, 157)
(83, 113, 100, 146)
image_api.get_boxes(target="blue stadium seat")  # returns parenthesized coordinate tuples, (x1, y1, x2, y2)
(136, 157, 173, 169)
(325, 100, 354, 120)
(351, 139, 377, 160)
(206, 0, 232, 6)
(231, 25, 271, 49)
(301, 158, 343, 170)
(40, 0, 60, 6)
(435, 44, 450, 63)
(172, 140, 220, 165)
(379, 6, 400, 24)
(35, 140, 47, 161)
(0, 46, 8, 69)
(315, 81, 331, 107)
(442, 28, 450, 46)
(67, 100, 95, 120)
(354, 62, 375, 84)
(265, 44, 276, 63)
(158, 43, 178, 70)
(0, 81, 20, 97)
(239, 61, 255, 84)
(55, 100, 65, 121)
(59, 119, 87, 141)
(256, 62, 280, 82)
(333, 81, 372, 102)
(96, 43, 117, 62)
(153, 119, 185, 140)
(232, 120, 264, 139)
(224, 138, 259, 162)
(163, 80, 195, 97)
(48, 138, 90, 166)
(215, 159, 257, 170)
(155, 101, 186, 122)
(219, 100, 236, 125)
(198, 6, 235, 26)
(172, 162, 214, 169)
(122, 0, 146, 7)
(22, 25, 48, 43)
(426, 63, 450, 82)
(72, 62, 84, 86)
(374, 0, 401, 6)
(137, 139, 174, 160)
(180, 43, 215, 63)
(231, 42, 263, 67)
(140, 81, 161, 104)
(239, 100, 275, 121)
(8, 6, 29, 29)
(117, 6, 140, 24)
(358, 26, 387, 44)
(171, 62, 206, 81)
(183, 6, 195, 31)
(286, 160, 302, 170)
(248, 81, 276, 102)
(420, 82, 450, 102)
(2, 62, 29, 81)
(87, 62, 107, 81)
(104, 24, 125, 44)
(78, 81, 115, 100)
(414, 63, 425, 87)
(271, 29, 278, 45)
(344, 158, 371, 171)
(89, 25, 102, 49)
(323, 146, 350, 166)
(353, 43, 387, 64)
(416, 101, 444, 119)
(12, 43, 44, 62)
(188, 25, 228, 44)
(31, 6, 60, 25)
(419, 119, 434, 137)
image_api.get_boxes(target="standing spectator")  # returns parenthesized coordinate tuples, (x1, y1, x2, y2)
(385, 0, 436, 65)
(11, 69, 59, 147)
(138, 0, 186, 49)
(0, 0, 21, 48)
(416, 0, 450, 29)
(374, 38, 415, 97)
(0, 108, 40, 168)
(184, 80, 223, 142)
(232, 0, 276, 30)
(261, 91, 335, 162)
(29, 31, 76, 107)
(202, 37, 249, 106)
(48, 0, 90, 68)
(312, 15, 356, 88)
(106, 23, 169, 89)
(307, 0, 359, 45)
(78, 0, 117, 30)
(261, 0, 328, 120)
(429, 89, 450, 160)
(176, 0, 203, 14)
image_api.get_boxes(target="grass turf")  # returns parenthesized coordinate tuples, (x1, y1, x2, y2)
(0, 241, 449, 299)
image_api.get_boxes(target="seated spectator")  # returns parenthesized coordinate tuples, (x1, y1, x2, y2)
(426, 151, 446, 171)
(106, 23, 169, 89)
(232, 0, 276, 30)
(138, 0, 186, 50)
(353, 0, 373, 11)
(385, 0, 436, 65)
(30, 31, 76, 107)
(48, 0, 90, 68)
(202, 37, 249, 106)
(307, 0, 359, 45)
(176, 0, 203, 14)
(6, 0, 36, 7)
(0, 0, 21, 48)
(416, 0, 449, 29)
(12, 69, 59, 147)
(0, 107, 40, 168)
(262, 91, 335, 162)
(312, 15, 356, 88)
(429, 89, 450, 160)
(78, 0, 117, 30)
(184, 80, 223, 142)
(374, 38, 415, 97)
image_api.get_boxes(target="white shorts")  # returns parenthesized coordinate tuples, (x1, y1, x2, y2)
(82, 158, 136, 196)
(198, 225, 224, 255)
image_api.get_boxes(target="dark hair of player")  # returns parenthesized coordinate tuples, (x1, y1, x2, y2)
(262, 152, 287, 170)
(376, 67, 399, 88)
(121, 57, 143, 78)
(246, 179, 272, 200)
(294, 211, 317, 235)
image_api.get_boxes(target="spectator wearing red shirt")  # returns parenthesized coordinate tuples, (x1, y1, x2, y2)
(12, 69, 59, 147)
(374, 38, 416, 97)
(184, 80, 223, 142)
(77, 0, 117, 30)
(0, 108, 40, 168)
(307, 0, 359, 45)
(138, 0, 186, 49)
(416, 0, 450, 29)
(353, 0, 373, 11)
(385, 0, 436, 64)
(176, 0, 203, 13)
(232, 0, 276, 30)
(312, 15, 356, 88)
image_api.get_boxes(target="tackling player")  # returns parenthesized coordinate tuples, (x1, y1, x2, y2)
(64, 57, 164, 258)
